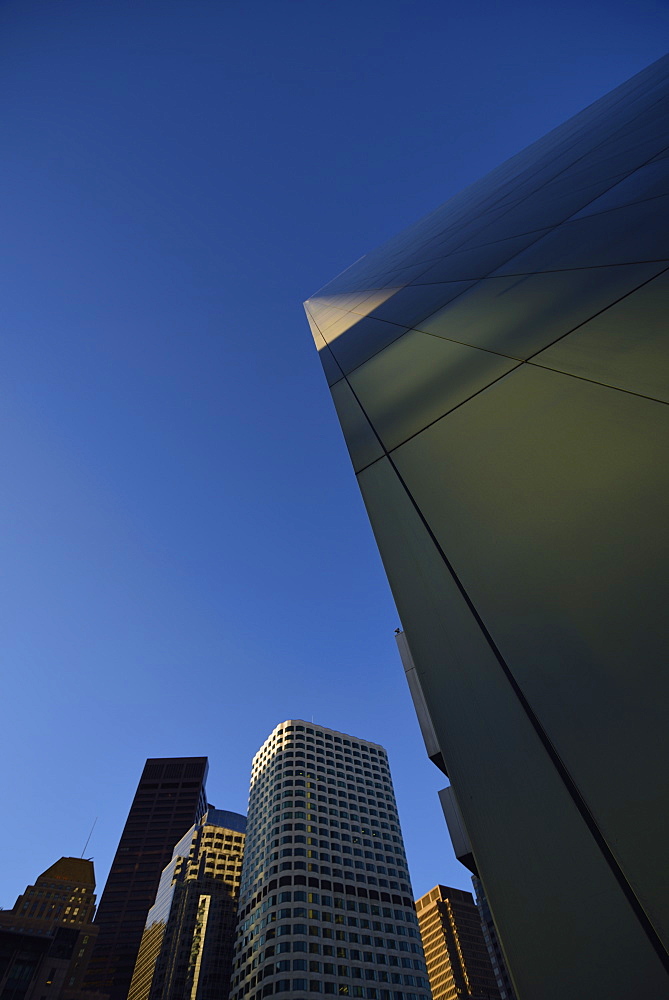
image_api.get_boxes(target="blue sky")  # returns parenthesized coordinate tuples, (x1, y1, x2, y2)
(0, 0, 666, 908)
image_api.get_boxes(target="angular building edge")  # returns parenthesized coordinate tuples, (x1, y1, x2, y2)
(306, 54, 669, 1000)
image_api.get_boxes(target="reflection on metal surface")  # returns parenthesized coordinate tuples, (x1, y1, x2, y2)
(307, 54, 669, 1000)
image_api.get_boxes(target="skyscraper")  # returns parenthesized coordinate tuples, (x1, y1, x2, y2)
(86, 757, 209, 1000)
(415, 886, 499, 1000)
(129, 808, 246, 1000)
(0, 857, 98, 999)
(2, 858, 96, 934)
(230, 721, 430, 1000)
(470, 879, 515, 1000)
(305, 56, 669, 999)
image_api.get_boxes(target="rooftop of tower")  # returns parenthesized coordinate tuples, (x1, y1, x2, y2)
(252, 720, 387, 764)
(202, 808, 247, 834)
(37, 857, 95, 887)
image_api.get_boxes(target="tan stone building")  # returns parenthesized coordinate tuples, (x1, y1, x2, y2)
(0, 857, 99, 999)
(416, 886, 499, 1000)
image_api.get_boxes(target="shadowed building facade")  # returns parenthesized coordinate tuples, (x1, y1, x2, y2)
(415, 886, 499, 1000)
(470, 879, 515, 1000)
(230, 721, 430, 1000)
(128, 808, 245, 1000)
(305, 56, 669, 1000)
(85, 757, 209, 1000)
(0, 857, 98, 999)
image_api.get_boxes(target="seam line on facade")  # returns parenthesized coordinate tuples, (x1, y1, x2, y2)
(352, 348, 668, 478)
(308, 116, 669, 302)
(383, 447, 669, 976)
(522, 261, 669, 362)
(313, 255, 669, 389)
(408, 254, 669, 284)
(343, 373, 669, 976)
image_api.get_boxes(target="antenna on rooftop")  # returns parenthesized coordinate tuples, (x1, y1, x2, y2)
(81, 817, 98, 858)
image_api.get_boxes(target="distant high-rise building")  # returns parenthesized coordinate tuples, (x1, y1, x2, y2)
(416, 885, 499, 1000)
(86, 757, 209, 1000)
(305, 55, 669, 999)
(128, 808, 246, 1000)
(230, 720, 430, 1000)
(0, 857, 98, 999)
(470, 878, 515, 1000)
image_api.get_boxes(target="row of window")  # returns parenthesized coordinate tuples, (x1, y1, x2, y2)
(263, 816, 396, 833)
(261, 845, 403, 865)
(260, 808, 397, 826)
(260, 755, 386, 771)
(273, 773, 386, 784)
(244, 960, 422, 974)
(244, 822, 397, 879)
(242, 978, 427, 997)
(245, 836, 400, 892)
(255, 935, 422, 955)
(21, 890, 88, 901)
(253, 761, 388, 780)
(21, 901, 89, 920)
(257, 724, 385, 754)
(259, 745, 383, 760)
(255, 750, 386, 767)
(267, 796, 390, 808)
(240, 893, 416, 928)
(240, 894, 415, 924)
(272, 859, 403, 877)
(270, 823, 400, 854)
(252, 969, 427, 985)
(251, 753, 391, 789)
(248, 867, 408, 895)
(253, 779, 389, 796)
(37, 883, 90, 893)
(238, 928, 417, 963)
(249, 864, 406, 882)
(262, 796, 394, 813)
(261, 925, 419, 947)
(237, 942, 421, 962)
(261, 798, 394, 815)
(253, 749, 386, 776)
(263, 823, 399, 842)
(256, 751, 384, 762)
(270, 846, 403, 864)
(258, 912, 411, 933)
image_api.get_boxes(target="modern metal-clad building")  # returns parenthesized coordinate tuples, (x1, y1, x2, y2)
(305, 56, 669, 1000)
(230, 721, 430, 1000)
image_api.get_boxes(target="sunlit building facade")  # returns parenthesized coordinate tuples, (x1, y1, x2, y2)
(230, 721, 430, 1000)
(305, 55, 669, 1000)
(415, 886, 499, 1000)
(129, 808, 245, 1000)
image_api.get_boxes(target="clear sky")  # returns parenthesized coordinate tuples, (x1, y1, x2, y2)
(0, 0, 666, 910)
